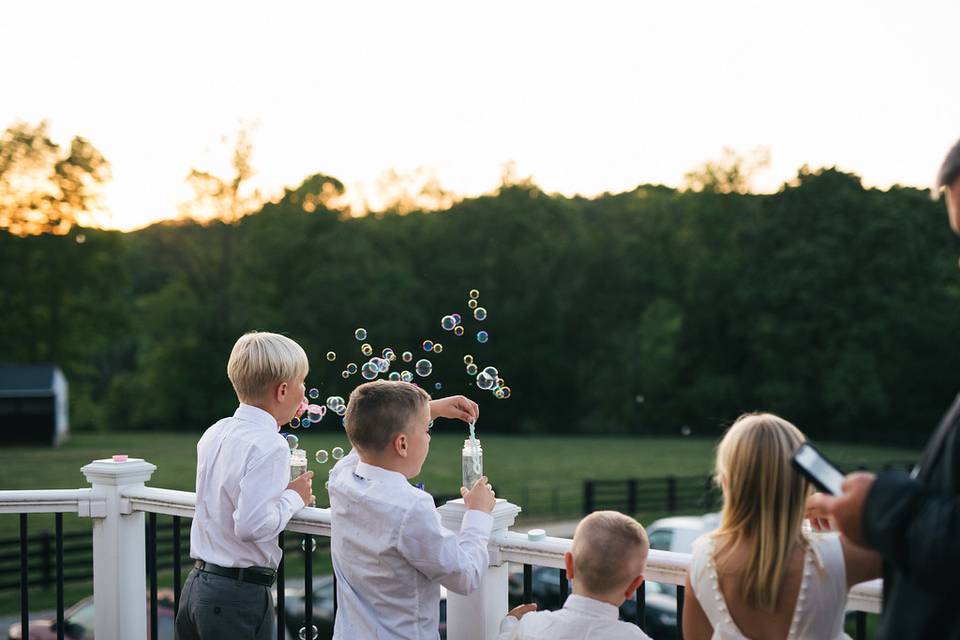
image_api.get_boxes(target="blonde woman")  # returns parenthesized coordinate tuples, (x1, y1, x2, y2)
(683, 413, 881, 640)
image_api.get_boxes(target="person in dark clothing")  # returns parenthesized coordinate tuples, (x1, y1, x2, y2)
(807, 137, 960, 639)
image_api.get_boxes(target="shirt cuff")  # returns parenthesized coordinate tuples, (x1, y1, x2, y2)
(497, 614, 518, 639)
(283, 488, 306, 511)
(462, 509, 495, 535)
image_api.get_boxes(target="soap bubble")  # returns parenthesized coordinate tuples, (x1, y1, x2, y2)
(483, 366, 499, 378)
(326, 351, 336, 361)
(326, 396, 345, 411)
(388, 372, 401, 381)
(335, 404, 347, 416)
(285, 434, 299, 449)
(415, 359, 433, 377)
(468, 299, 478, 309)
(361, 362, 379, 380)
(500, 386, 512, 399)
(496, 377, 505, 387)
(332, 446, 344, 460)
(422, 339, 434, 352)
(635, 394, 645, 404)
(308, 388, 320, 400)
(301, 418, 312, 428)
(432, 343, 443, 354)
(361, 343, 373, 356)
(347, 363, 358, 374)
(454, 326, 464, 336)
(494, 388, 505, 399)
(476, 371, 496, 390)
(301, 537, 316, 552)
(681, 425, 692, 437)
(434, 382, 442, 390)
(382, 348, 396, 361)
(308, 405, 325, 422)
(354, 328, 367, 341)
(299, 625, 318, 640)
(324, 481, 329, 490)
(463, 355, 474, 365)
(341, 371, 349, 378)
(452, 313, 462, 324)
(473, 307, 487, 321)
(469, 289, 480, 299)
(402, 351, 413, 363)
(290, 417, 301, 429)
(401, 370, 414, 382)
(476, 331, 489, 343)
(315, 449, 329, 464)
(466, 363, 478, 375)
(373, 357, 390, 373)
(441, 315, 457, 331)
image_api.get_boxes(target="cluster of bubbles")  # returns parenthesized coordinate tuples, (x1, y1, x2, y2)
(315, 446, 344, 464)
(463, 355, 511, 399)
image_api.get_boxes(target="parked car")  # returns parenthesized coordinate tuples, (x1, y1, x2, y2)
(10, 588, 294, 640)
(646, 513, 720, 554)
(8, 590, 176, 640)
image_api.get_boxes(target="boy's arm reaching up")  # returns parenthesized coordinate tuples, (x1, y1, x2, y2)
(397, 477, 496, 595)
(234, 444, 311, 542)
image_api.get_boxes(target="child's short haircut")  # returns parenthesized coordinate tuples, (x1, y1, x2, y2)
(227, 331, 309, 403)
(344, 381, 431, 453)
(572, 511, 649, 595)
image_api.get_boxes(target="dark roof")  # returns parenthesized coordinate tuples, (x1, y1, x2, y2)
(0, 365, 60, 396)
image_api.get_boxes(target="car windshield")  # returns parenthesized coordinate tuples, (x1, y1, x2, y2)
(67, 601, 96, 634)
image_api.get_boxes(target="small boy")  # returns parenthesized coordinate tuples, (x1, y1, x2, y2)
(328, 380, 496, 640)
(498, 511, 652, 640)
(175, 331, 315, 640)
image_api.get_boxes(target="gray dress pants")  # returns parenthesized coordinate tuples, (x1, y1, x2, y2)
(175, 568, 276, 640)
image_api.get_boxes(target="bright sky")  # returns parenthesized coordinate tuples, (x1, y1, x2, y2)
(4, 0, 959, 230)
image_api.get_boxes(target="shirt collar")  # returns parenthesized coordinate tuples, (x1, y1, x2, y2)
(354, 460, 410, 486)
(234, 404, 280, 430)
(563, 594, 621, 620)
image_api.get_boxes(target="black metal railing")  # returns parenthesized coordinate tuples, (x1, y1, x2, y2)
(11, 512, 69, 640)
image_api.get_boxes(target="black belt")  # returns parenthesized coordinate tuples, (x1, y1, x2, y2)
(194, 560, 276, 586)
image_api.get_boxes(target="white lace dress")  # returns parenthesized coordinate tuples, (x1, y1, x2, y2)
(688, 533, 851, 640)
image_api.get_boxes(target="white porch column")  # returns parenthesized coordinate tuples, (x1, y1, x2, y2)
(81, 457, 157, 640)
(439, 498, 521, 640)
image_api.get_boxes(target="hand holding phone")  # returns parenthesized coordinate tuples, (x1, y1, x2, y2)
(792, 442, 846, 495)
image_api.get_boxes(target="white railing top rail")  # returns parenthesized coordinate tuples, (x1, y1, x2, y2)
(0, 484, 882, 614)
(0, 488, 92, 514)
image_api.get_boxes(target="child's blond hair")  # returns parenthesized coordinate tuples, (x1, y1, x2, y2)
(344, 381, 431, 453)
(572, 511, 649, 595)
(227, 331, 309, 403)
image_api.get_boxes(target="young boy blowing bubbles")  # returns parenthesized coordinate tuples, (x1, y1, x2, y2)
(498, 511, 653, 640)
(328, 380, 496, 640)
(175, 331, 315, 640)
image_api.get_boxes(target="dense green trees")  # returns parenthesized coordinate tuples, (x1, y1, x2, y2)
(2, 164, 957, 445)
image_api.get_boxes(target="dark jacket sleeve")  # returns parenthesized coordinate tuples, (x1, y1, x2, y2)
(863, 470, 960, 589)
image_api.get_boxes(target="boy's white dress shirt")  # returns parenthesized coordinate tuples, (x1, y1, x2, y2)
(190, 404, 305, 570)
(329, 449, 494, 640)
(497, 594, 653, 640)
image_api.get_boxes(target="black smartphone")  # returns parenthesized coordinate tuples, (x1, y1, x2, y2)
(791, 442, 846, 495)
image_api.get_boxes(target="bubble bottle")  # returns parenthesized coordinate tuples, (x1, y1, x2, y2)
(290, 448, 307, 481)
(461, 438, 483, 490)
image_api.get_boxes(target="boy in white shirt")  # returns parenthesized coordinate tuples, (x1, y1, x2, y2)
(328, 380, 496, 640)
(498, 511, 653, 640)
(175, 331, 315, 640)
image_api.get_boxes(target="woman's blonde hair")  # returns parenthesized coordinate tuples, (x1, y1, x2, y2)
(713, 412, 810, 611)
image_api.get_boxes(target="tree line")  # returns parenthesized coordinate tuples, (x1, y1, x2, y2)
(1, 123, 958, 445)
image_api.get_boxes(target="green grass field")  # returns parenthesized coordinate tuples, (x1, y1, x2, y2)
(0, 431, 919, 620)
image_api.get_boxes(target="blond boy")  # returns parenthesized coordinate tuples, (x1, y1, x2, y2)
(328, 380, 496, 640)
(498, 511, 652, 640)
(175, 331, 315, 640)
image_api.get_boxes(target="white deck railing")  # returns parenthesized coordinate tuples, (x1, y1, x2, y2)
(0, 457, 882, 640)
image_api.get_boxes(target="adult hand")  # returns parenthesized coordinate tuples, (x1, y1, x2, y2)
(806, 472, 875, 546)
(288, 471, 315, 506)
(507, 603, 538, 620)
(429, 395, 479, 424)
(461, 475, 496, 512)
